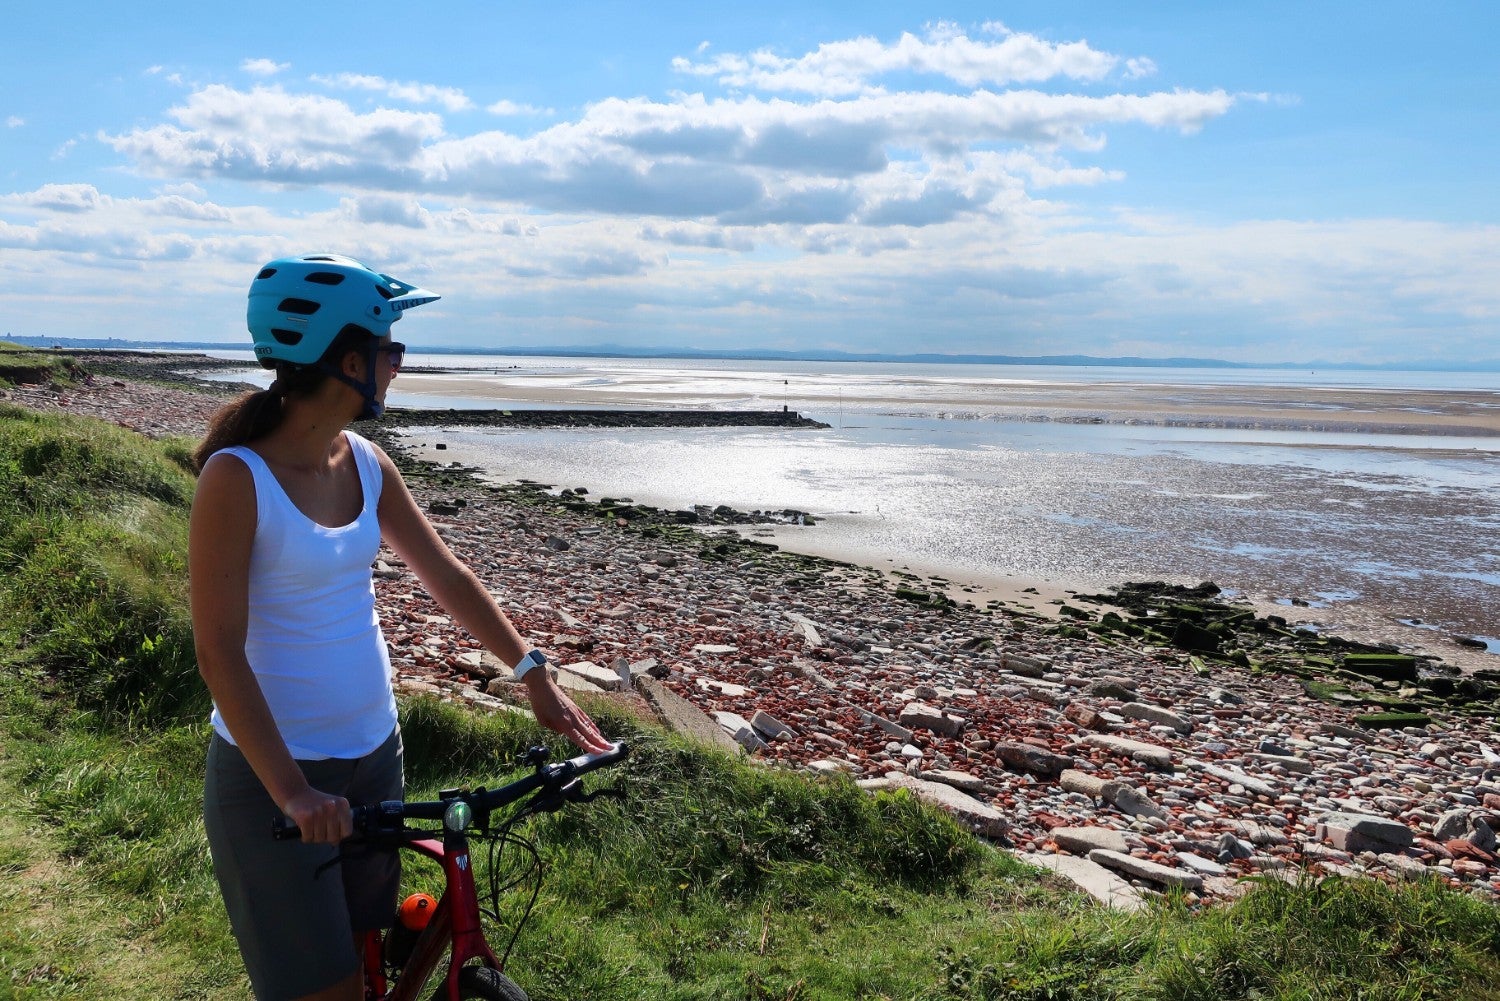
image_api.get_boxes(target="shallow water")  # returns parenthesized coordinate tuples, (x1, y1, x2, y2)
(403, 412, 1500, 641)
(198, 351, 1500, 642)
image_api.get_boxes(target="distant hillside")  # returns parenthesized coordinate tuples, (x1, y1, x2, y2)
(5, 334, 1494, 371)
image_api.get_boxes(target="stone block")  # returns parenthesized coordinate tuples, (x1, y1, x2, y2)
(1107, 784, 1170, 822)
(899, 701, 968, 738)
(994, 740, 1073, 777)
(861, 772, 1008, 841)
(750, 709, 798, 741)
(1059, 769, 1124, 802)
(557, 659, 624, 691)
(1082, 733, 1174, 770)
(1119, 701, 1193, 734)
(1087, 849, 1204, 891)
(1051, 826, 1128, 856)
(1021, 852, 1144, 911)
(1316, 811, 1414, 853)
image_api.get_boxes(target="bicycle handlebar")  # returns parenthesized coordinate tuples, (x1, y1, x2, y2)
(272, 740, 630, 842)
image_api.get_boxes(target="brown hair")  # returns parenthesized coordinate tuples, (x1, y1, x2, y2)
(192, 325, 374, 471)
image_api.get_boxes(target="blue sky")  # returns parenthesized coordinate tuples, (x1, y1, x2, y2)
(2, 1, 1496, 364)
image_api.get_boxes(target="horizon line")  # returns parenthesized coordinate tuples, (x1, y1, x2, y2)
(6, 334, 1499, 373)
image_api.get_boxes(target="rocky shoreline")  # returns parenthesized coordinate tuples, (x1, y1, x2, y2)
(384, 406, 829, 430)
(3, 353, 1497, 910)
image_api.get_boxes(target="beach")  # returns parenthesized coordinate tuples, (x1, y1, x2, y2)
(7, 351, 1498, 908)
(392, 363, 1500, 437)
(369, 357, 1500, 674)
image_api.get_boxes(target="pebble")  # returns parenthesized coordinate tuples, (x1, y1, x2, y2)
(34, 373, 1500, 905)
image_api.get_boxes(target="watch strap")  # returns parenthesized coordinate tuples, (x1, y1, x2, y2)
(513, 649, 547, 681)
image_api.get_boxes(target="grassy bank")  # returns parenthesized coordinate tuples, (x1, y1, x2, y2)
(2, 395, 1499, 1000)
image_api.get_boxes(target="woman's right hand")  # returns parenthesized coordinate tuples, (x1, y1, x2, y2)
(524, 672, 613, 753)
(281, 786, 353, 844)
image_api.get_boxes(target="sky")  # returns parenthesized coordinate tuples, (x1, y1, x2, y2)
(1, 1, 1497, 365)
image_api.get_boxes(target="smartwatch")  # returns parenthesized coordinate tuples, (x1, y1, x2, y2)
(513, 649, 548, 682)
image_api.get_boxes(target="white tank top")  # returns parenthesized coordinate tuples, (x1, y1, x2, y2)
(208, 431, 398, 760)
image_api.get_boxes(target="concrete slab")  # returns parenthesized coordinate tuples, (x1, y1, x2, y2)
(1020, 852, 1146, 911)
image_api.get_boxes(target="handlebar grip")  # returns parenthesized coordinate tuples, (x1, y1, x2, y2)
(565, 740, 631, 775)
(271, 802, 382, 841)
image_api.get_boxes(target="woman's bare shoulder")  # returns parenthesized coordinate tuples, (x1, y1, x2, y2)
(194, 450, 257, 513)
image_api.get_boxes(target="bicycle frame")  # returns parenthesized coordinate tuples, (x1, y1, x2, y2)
(362, 828, 501, 1001)
(274, 741, 629, 1001)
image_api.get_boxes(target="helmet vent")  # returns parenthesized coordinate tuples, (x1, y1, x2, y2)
(278, 297, 321, 315)
(270, 329, 305, 346)
(374, 285, 394, 300)
(256, 268, 278, 280)
(304, 255, 338, 262)
(305, 271, 346, 286)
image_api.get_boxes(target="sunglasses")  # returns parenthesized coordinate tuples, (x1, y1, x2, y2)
(377, 341, 406, 371)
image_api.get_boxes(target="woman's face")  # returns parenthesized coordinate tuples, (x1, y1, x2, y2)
(336, 336, 404, 417)
(370, 336, 404, 404)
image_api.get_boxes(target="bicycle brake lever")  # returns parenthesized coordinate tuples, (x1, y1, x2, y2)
(520, 745, 550, 768)
(569, 786, 627, 805)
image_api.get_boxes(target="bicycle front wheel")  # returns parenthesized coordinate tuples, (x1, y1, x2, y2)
(431, 964, 529, 1001)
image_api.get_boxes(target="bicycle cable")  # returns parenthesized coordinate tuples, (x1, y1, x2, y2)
(480, 807, 545, 972)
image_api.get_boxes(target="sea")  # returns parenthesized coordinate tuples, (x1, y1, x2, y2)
(199, 351, 1500, 652)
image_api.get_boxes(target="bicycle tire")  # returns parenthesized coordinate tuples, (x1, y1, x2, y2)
(430, 964, 529, 1001)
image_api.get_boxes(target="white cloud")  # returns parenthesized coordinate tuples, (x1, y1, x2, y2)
(640, 223, 756, 252)
(10, 183, 108, 213)
(312, 73, 472, 112)
(19, 22, 1490, 364)
(5, 116, 23, 128)
(2, 182, 232, 224)
(486, 99, 551, 117)
(345, 194, 432, 229)
(105, 85, 445, 181)
(101, 77, 1233, 229)
(242, 58, 290, 77)
(672, 23, 1131, 97)
(149, 194, 233, 222)
(156, 181, 207, 199)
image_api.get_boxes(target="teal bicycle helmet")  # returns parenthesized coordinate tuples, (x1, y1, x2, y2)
(248, 254, 440, 369)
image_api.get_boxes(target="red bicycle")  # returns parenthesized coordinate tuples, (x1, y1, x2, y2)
(274, 741, 630, 1000)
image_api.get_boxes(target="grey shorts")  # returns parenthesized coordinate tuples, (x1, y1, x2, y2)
(204, 727, 404, 1000)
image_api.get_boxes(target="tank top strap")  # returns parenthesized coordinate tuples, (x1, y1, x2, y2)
(214, 445, 276, 526)
(343, 431, 385, 511)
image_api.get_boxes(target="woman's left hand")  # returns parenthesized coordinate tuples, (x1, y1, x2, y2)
(524, 673, 613, 753)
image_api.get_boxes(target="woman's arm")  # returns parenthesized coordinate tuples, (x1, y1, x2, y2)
(373, 447, 610, 752)
(190, 454, 353, 844)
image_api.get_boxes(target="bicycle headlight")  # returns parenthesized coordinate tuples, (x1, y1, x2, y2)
(444, 800, 473, 832)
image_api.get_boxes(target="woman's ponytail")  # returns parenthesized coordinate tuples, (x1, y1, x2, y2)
(192, 386, 284, 471)
(192, 325, 375, 472)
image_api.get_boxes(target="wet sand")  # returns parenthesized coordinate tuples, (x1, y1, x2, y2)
(391, 369, 1500, 438)
(388, 364, 1500, 676)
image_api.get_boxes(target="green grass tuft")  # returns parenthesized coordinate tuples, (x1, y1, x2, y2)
(0, 403, 203, 721)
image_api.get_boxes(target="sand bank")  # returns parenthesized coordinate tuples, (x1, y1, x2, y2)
(391, 368, 1500, 438)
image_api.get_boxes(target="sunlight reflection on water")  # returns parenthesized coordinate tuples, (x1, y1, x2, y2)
(403, 418, 1500, 638)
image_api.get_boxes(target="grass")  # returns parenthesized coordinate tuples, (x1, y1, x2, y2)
(0, 343, 83, 390)
(2, 398, 1499, 1000)
(0, 401, 202, 722)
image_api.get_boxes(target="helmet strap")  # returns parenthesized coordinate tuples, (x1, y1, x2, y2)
(318, 341, 384, 421)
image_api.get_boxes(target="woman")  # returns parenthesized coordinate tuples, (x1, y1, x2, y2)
(190, 254, 610, 1001)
